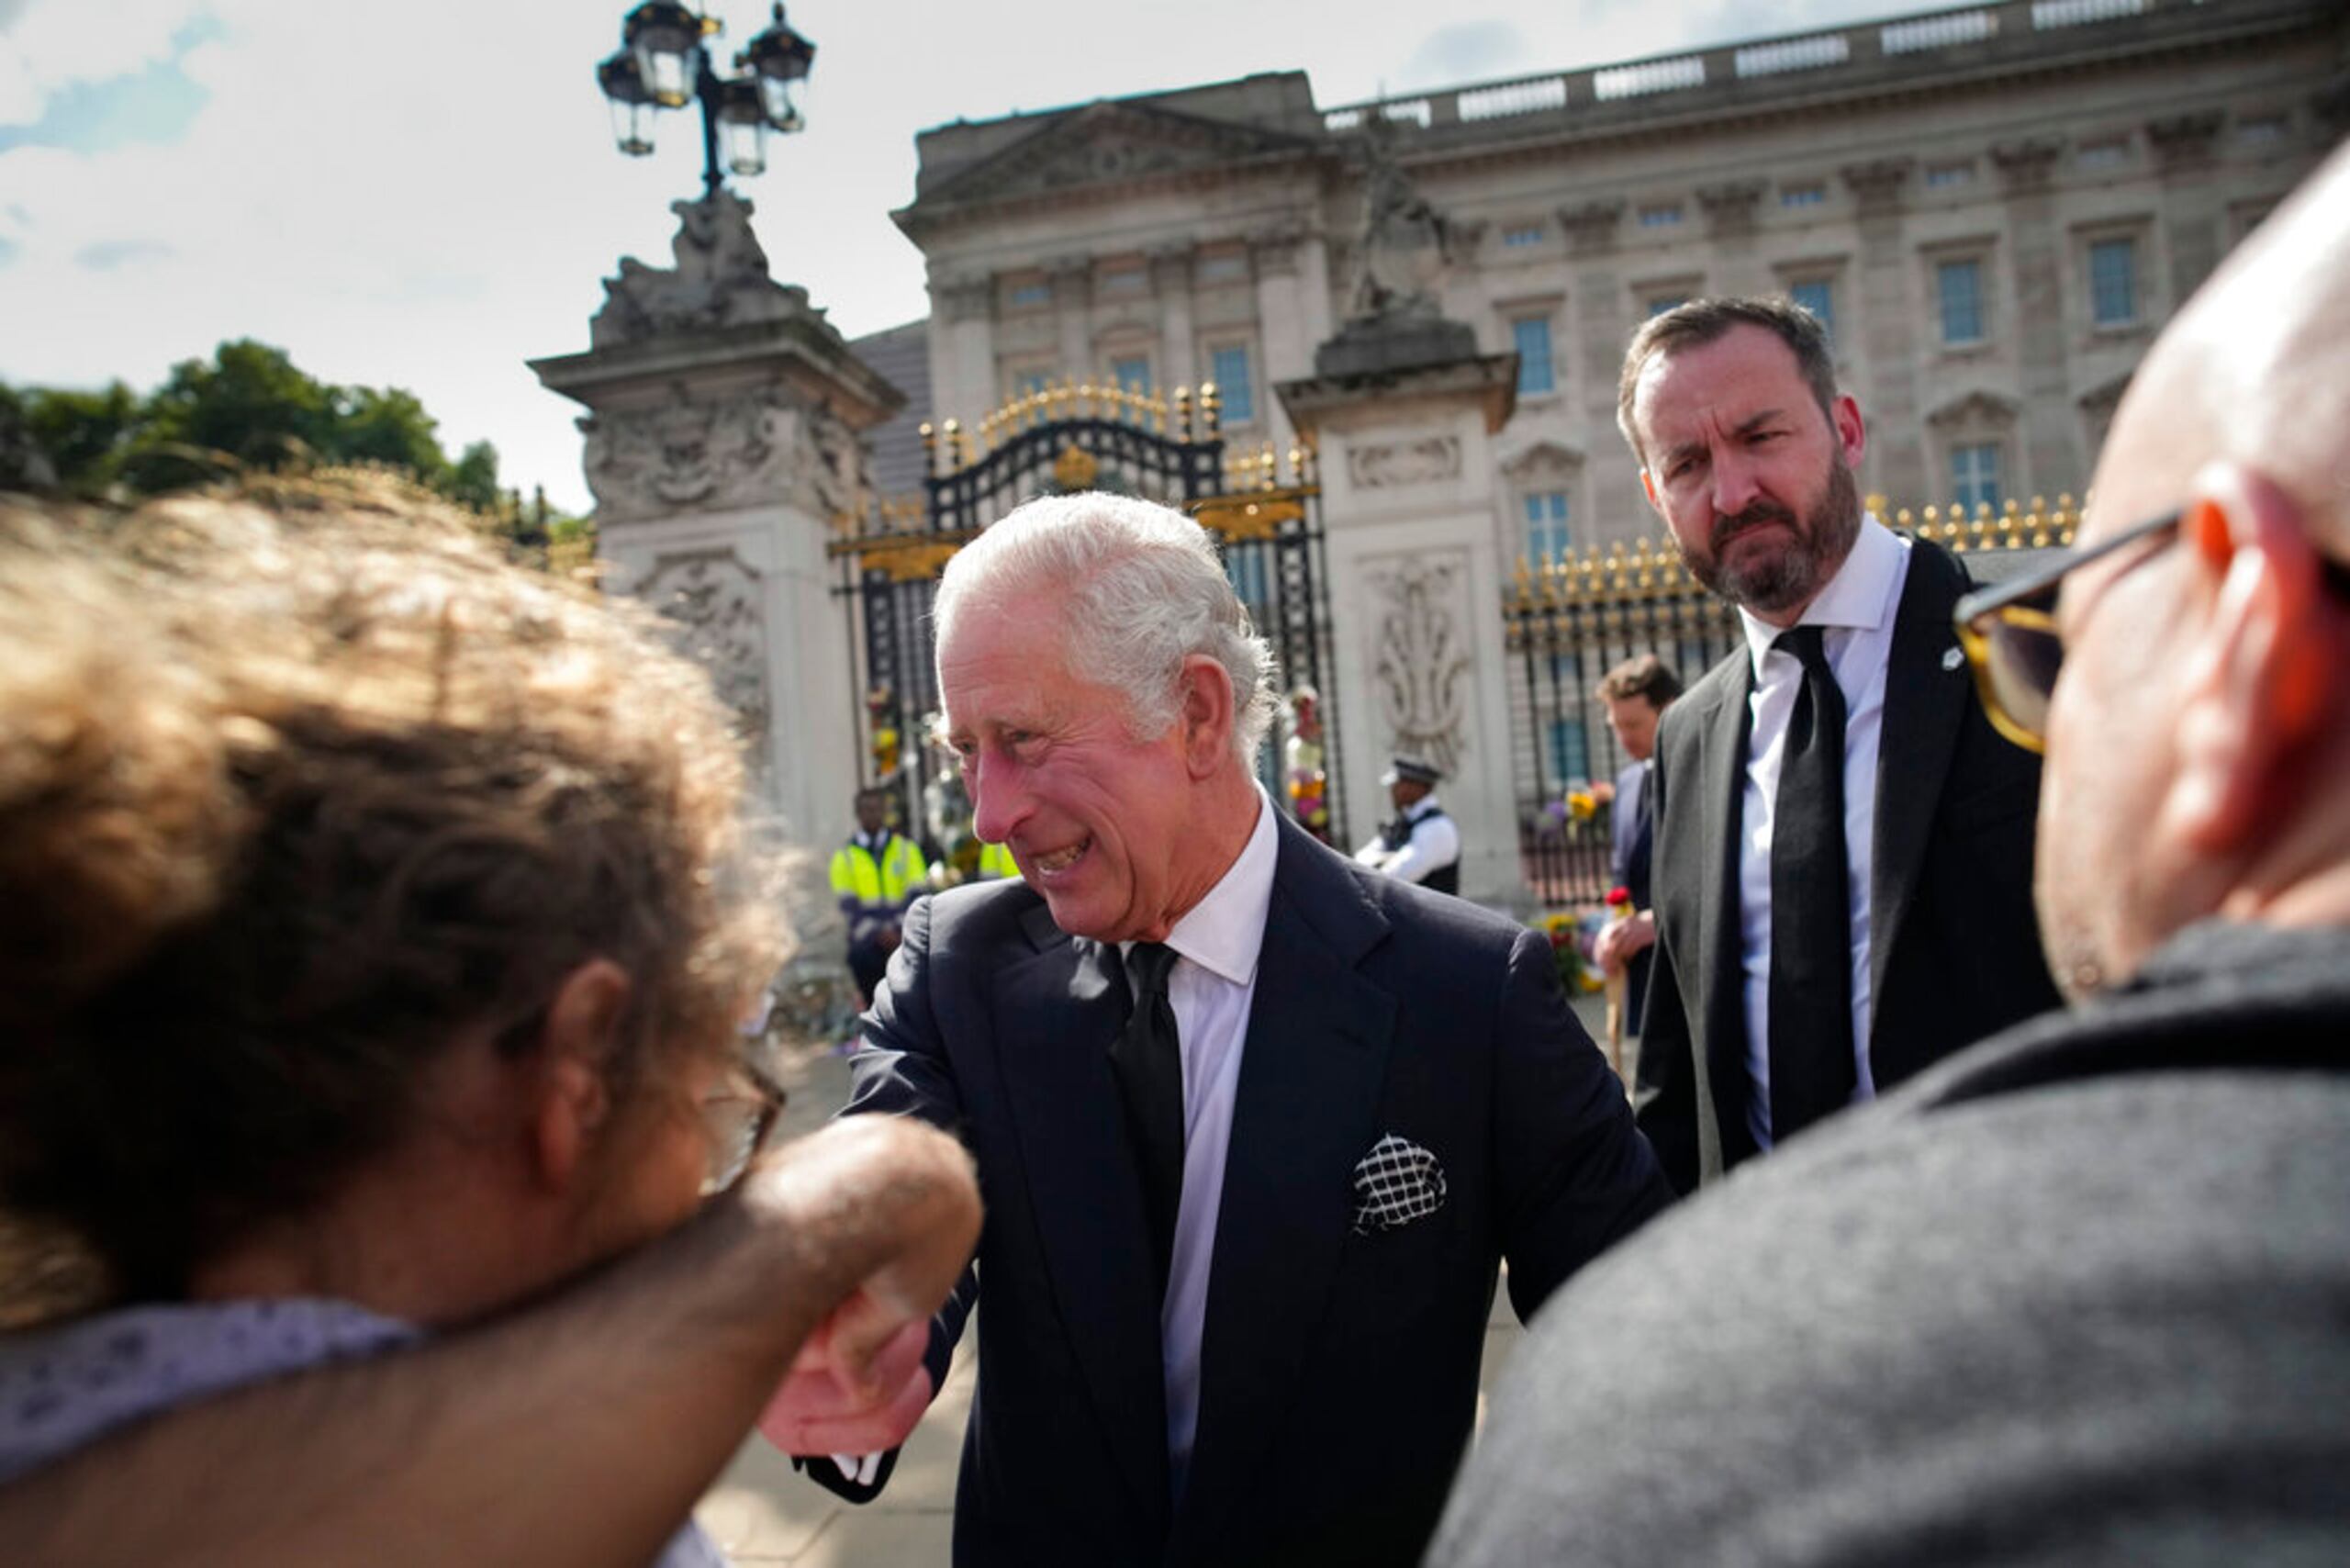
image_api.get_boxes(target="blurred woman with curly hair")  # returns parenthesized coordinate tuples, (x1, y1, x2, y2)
(0, 479, 978, 1566)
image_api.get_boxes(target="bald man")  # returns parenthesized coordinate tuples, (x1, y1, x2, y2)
(1430, 140, 2350, 1567)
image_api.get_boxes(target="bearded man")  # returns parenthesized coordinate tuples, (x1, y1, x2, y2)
(1613, 297, 2061, 1193)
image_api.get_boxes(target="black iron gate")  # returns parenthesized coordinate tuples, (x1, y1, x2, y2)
(830, 381, 1347, 877)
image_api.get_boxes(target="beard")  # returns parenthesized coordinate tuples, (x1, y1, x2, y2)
(1679, 455, 1863, 615)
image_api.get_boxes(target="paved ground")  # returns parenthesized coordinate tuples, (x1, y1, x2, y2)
(696, 991, 1628, 1565)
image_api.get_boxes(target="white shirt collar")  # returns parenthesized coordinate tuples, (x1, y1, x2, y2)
(1158, 785, 1279, 990)
(1741, 515, 1907, 678)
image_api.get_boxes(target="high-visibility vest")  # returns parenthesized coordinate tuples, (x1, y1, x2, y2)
(975, 840, 1019, 880)
(830, 833, 925, 907)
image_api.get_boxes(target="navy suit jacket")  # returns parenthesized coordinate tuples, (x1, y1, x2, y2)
(1609, 759, 1657, 1035)
(827, 814, 1672, 1566)
(1634, 537, 2064, 1192)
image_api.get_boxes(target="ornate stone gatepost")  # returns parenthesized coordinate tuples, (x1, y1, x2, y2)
(1277, 124, 1525, 904)
(532, 190, 903, 859)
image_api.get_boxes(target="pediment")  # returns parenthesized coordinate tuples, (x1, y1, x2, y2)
(1502, 438, 1586, 479)
(919, 101, 1321, 210)
(1925, 390, 2019, 432)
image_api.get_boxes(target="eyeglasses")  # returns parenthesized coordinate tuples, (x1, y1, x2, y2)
(1952, 509, 2182, 754)
(698, 1062, 788, 1197)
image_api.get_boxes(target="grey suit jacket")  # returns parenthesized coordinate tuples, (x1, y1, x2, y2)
(1433, 921, 2350, 1566)
(830, 814, 1672, 1566)
(1633, 536, 2063, 1191)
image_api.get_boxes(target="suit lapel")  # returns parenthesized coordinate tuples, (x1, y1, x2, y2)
(1694, 666, 1755, 1177)
(994, 901, 1172, 1529)
(1869, 540, 1971, 1038)
(1174, 821, 1395, 1556)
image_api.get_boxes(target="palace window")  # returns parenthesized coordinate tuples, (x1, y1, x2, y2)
(1512, 316, 1556, 396)
(1209, 344, 1254, 424)
(1010, 366, 1057, 399)
(1924, 162, 1975, 189)
(1007, 281, 1051, 308)
(2088, 238, 2139, 326)
(1637, 203, 1684, 229)
(1647, 294, 1690, 319)
(1937, 259, 1986, 345)
(1523, 489, 1572, 562)
(1197, 251, 1249, 284)
(1503, 223, 1546, 248)
(1780, 183, 1826, 208)
(2077, 137, 2130, 171)
(1110, 355, 1152, 394)
(1100, 265, 1147, 296)
(1951, 442, 2003, 513)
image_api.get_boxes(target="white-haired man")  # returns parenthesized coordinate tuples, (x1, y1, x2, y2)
(1430, 140, 2350, 1568)
(766, 493, 1673, 1566)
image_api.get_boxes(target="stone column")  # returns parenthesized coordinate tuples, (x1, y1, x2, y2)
(1153, 244, 1198, 391)
(932, 273, 997, 429)
(1279, 329, 1524, 905)
(1561, 200, 1638, 540)
(2145, 111, 2226, 303)
(1841, 159, 1924, 503)
(1991, 138, 2075, 501)
(1050, 255, 1093, 381)
(532, 190, 904, 863)
(1250, 228, 1310, 454)
(1695, 179, 1768, 297)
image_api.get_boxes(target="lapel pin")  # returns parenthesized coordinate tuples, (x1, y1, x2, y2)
(1941, 645, 1965, 672)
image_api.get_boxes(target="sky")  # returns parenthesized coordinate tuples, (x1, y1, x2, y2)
(0, 0, 1951, 514)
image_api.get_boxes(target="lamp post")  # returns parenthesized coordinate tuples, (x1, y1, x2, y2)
(597, 3, 815, 194)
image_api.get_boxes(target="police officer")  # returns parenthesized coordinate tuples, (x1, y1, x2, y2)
(1353, 756, 1461, 894)
(830, 786, 928, 1007)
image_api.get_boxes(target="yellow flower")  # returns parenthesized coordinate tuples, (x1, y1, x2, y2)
(1565, 790, 1596, 822)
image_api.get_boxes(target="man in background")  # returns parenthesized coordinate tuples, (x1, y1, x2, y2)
(1618, 295, 2060, 1192)
(1590, 654, 1682, 1038)
(830, 785, 926, 1009)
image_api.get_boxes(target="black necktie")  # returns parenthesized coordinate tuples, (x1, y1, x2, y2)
(1768, 626, 1856, 1144)
(1108, 941, 1184, 1294)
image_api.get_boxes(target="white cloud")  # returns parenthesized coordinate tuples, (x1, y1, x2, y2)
(0, 0, 202, 124)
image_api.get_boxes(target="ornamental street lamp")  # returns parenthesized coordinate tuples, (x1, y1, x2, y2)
(596, 3, 815, 192)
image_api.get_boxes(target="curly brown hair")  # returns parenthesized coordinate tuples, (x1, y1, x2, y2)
(0, 476, 787, 1309)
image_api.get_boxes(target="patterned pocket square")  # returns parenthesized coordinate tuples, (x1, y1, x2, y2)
(1350, 1133, 1447, 1236)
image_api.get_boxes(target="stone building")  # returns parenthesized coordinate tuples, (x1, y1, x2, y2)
(880, 0, 2343, 563)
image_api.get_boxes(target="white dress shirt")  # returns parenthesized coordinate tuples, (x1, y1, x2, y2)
(1126, 783, 1280, 1489)
(1735, 517, 1912, 1151)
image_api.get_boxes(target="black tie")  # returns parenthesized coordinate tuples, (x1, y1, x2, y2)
(1108, 941, 1184, 1294)
(1768, 626, 1856, 1144)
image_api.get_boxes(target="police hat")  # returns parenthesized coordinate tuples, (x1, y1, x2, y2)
(1379, 755, 1443, 788)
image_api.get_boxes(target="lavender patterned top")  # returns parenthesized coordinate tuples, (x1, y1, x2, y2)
(0, 1297, 727, 1567)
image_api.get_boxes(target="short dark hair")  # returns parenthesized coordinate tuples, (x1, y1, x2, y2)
(1595, 654, 1684, 709)
(1617, 295, 1840, 467)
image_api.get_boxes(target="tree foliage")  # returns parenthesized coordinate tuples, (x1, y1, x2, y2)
(1, 340, 505, 513)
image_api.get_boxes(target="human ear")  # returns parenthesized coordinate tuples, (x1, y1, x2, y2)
(531, 958, 632, 1193)
(1830, 395, 1865, 468)
(1177, 653, 1237, 777)
(2165, 463, 2338, 857)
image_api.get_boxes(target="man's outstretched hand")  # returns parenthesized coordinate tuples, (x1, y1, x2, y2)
(757, 1315, 934, 1455)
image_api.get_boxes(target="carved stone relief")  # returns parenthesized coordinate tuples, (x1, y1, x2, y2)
(637, 548, 773, 758)
(1363, 551, 1474, 778)
(582, 384, 866, 523)
(1348, 436, 1461, 490)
